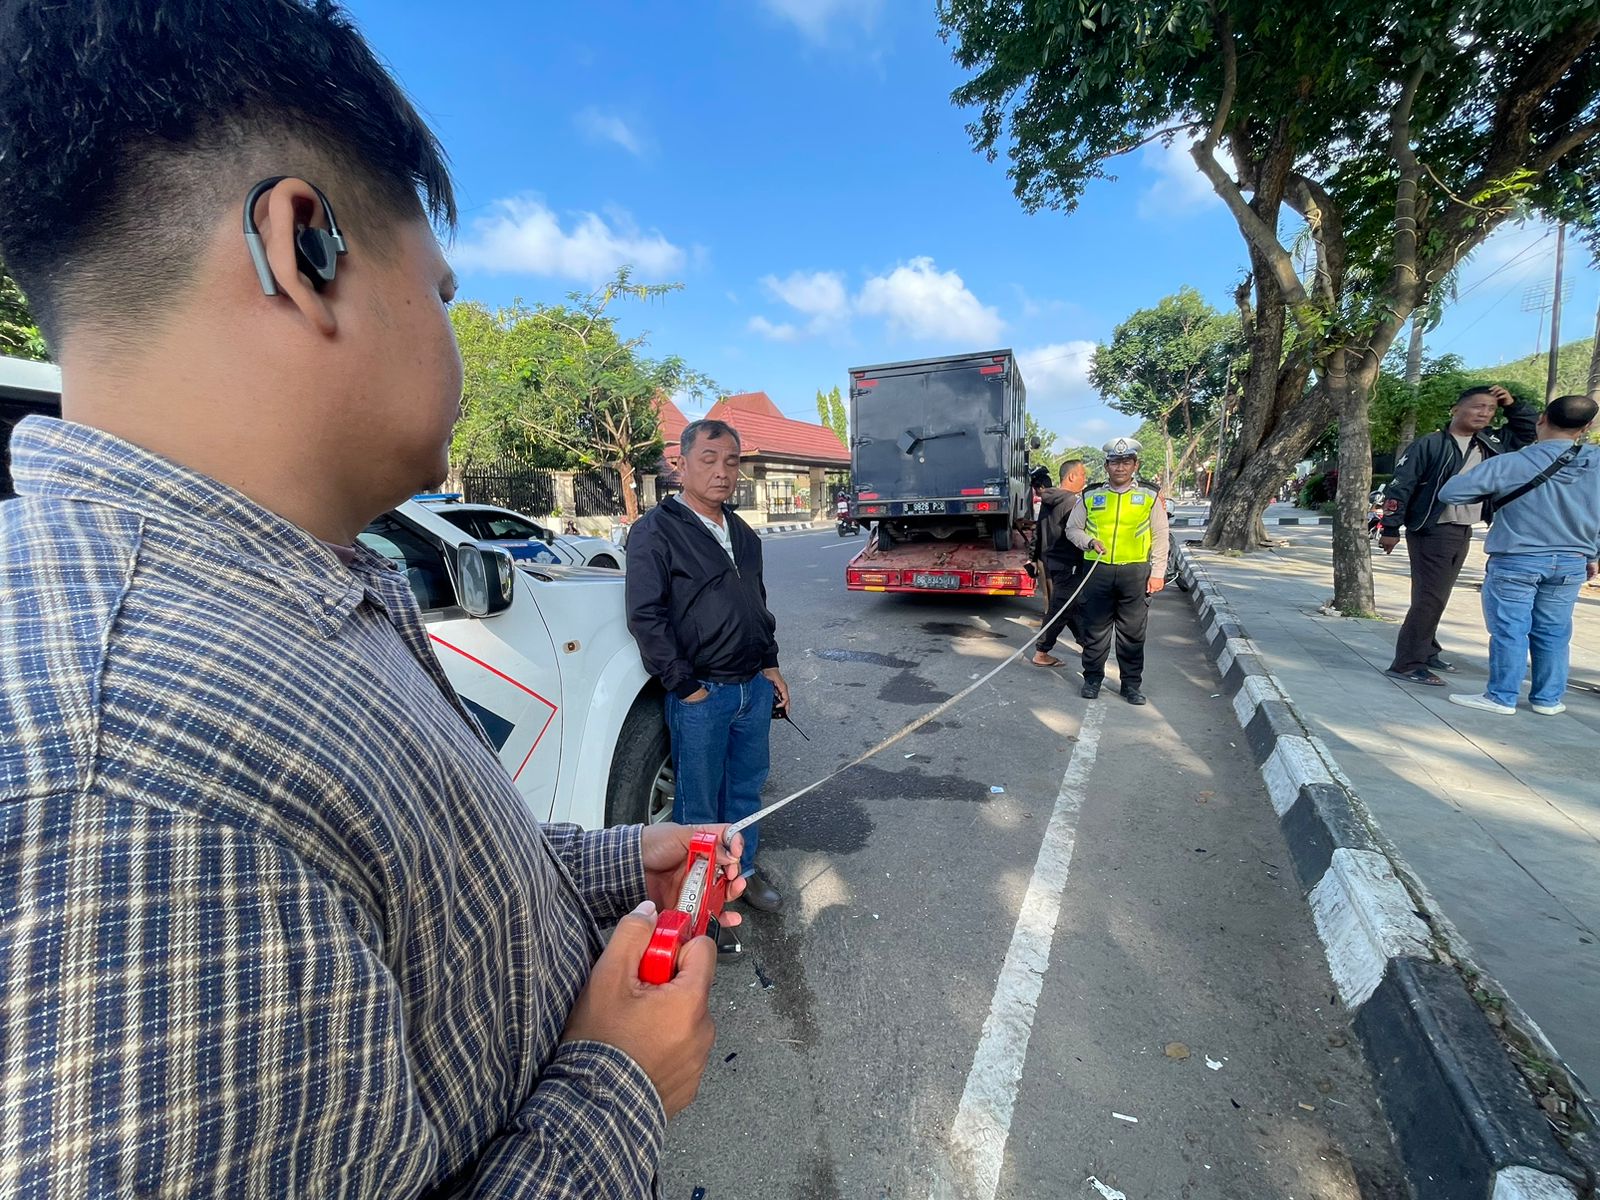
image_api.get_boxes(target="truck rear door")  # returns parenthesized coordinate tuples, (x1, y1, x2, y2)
(852, 358, 1007, 504)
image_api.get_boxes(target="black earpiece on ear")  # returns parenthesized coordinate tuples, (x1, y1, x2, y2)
(243, 176, 348, 296)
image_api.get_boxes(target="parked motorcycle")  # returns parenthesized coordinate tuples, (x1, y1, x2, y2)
(836, 497, 859, 537)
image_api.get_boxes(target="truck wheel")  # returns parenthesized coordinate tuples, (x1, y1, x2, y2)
(993, 526, 1012, 553)
(605, 695, 675, 827)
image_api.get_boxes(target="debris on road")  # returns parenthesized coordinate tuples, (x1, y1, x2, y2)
(990, 785, 1005, 793)
(1206, 1057, 1224, 1071)
(1163, 1042, 1190, 1060)
(1086, 1176, 1128, 1199)
(724, 1052, 737, 1063)
(1112, 1112, 1139, 1123)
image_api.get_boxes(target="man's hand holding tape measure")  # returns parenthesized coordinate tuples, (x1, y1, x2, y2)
(562, 822, 744, 1116)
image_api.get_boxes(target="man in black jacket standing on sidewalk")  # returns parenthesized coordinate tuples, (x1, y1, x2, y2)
(627, 419, 788, 912)
(1380, 384, 1536, 685)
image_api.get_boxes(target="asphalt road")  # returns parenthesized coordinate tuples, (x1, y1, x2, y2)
(662, 528, 1406, 1200)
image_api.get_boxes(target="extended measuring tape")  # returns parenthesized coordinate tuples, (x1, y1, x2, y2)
(638, 559, 1105, 983)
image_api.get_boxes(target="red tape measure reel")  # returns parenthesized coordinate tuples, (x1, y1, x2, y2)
(639, 830, 729, 984)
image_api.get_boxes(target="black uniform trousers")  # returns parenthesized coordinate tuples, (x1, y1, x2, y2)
(1038, 544, 1087, 655)
(1078, 560, 1152, 691)
(1389, 523, 1473, 673)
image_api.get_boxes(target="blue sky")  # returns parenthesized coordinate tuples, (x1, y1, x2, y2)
(346, 0, 1597, 447)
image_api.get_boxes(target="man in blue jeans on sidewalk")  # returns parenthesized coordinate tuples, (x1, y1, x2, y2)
(1436, 394, 1600, 716)
(627, 419, 789, 914)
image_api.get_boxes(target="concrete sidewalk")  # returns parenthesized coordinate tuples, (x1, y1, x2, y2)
(1180, 525, 1600, 1095)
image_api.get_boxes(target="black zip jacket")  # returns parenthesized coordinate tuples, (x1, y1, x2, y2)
(1381, 400, 1537, 535)
(1034, 486, 1085, 572)
(625, 496, 780, 699)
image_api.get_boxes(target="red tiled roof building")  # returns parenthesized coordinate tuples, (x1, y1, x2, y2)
(655, 391, 849, 526)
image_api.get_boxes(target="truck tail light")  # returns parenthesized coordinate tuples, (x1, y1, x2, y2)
(964, 501, 995, 512)
(979, 365, 1004, 375)
(859, 504, 887, 516)
(980, 572, 1024, 590)
(848, 569, 898, 588)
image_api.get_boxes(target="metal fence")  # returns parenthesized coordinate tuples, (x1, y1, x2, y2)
(574, 469, 626, 517)
(461, 454, 556, 516)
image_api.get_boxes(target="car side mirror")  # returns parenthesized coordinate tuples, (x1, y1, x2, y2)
(1030, 436, 1043, 450)
(542, 527, 557, 545)
(457, 543, 516, 617)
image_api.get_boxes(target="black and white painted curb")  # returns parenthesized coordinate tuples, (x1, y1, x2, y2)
(757, 520, 826, 537)
(1169, 514, 1333, 527)
(1174, 544, 1595, 1200)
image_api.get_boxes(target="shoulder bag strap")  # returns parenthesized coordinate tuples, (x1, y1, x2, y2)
(1496, 442, 1582, 508)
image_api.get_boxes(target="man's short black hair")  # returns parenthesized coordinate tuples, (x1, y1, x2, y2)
(1059, 458, 1083, 482)
(0, 0, 456, 350)
(680, 419, 741, 456)
(1455, 385, 1497, 405)
(1546, 394, 1599, 430)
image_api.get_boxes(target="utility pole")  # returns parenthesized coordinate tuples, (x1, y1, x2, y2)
(1588, 291, 1600, 403)
(1547, 223, 1566, 403)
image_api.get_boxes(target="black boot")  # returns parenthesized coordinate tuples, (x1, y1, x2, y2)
(741, 869, 783, 913)
(1081, 679, 1102, 700)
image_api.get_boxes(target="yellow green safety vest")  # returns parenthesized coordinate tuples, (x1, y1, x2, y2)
(1082, 484, 1157, 565)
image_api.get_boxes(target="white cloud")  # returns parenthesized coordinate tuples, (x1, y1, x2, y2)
(1015, 341, 1129, 446)
(1136, 139, 1225, 220)
(748, 315, 801, 342)
(454, 197, 685, 282)
(575, 108, 646, 156)
(763, 270, 850, 322)
(856, 257, 1004, 343)
(1459, 219, 1558, 290)
(759, 0, 882, 41)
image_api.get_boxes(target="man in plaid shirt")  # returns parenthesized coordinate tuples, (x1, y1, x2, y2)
(0, 2, 744, 1195)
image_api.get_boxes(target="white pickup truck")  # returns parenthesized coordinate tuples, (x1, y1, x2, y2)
(1, 354, 672, 829)
(358, 501, 672, 827)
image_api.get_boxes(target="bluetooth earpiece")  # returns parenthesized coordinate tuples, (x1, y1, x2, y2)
(242, 176, 348, 296)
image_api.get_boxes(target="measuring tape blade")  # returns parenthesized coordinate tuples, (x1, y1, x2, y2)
(725, 558, 1102, 840)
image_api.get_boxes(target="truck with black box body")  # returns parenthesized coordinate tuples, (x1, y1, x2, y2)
(848, 349, 1028, 553)
(844, 349, 1038, 598)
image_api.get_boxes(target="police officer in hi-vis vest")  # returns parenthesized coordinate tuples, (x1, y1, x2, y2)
(1063, 438, 1170, 704)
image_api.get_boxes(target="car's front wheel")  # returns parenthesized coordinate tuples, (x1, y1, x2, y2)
(605, 694, 675, 827)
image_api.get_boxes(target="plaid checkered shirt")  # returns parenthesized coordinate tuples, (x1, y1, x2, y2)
(1, 417, 661, 1197)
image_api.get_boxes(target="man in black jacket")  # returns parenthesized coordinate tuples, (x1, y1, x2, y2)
(626, 419, 788, 912)
(1380, 384, 1536, 684)
(1033, 458, 1088, 666)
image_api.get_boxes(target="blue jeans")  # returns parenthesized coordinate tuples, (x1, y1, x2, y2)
(665, 674, 773, 874)
(1480, 553, 1588, 707)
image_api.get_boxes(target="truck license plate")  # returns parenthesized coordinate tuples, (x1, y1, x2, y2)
(903, 501, 939, 515)
(913, 573, 960, 590)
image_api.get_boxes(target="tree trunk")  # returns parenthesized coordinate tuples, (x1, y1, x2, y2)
(1203, 272, 1327, 550)
(1328, 353, 1376, 615)
(617, 459, 640, 521)
(1398, 316, 1423, 452)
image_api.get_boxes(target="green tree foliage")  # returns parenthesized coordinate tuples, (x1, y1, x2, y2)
(1465, 336, 1595, 400)
(450, 271, 716, 520)
(1089, 288, 1240, 491)
(815, 384, 848, 443)
(1, 256, 48, 361)
(941, 0, 1600, 614)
